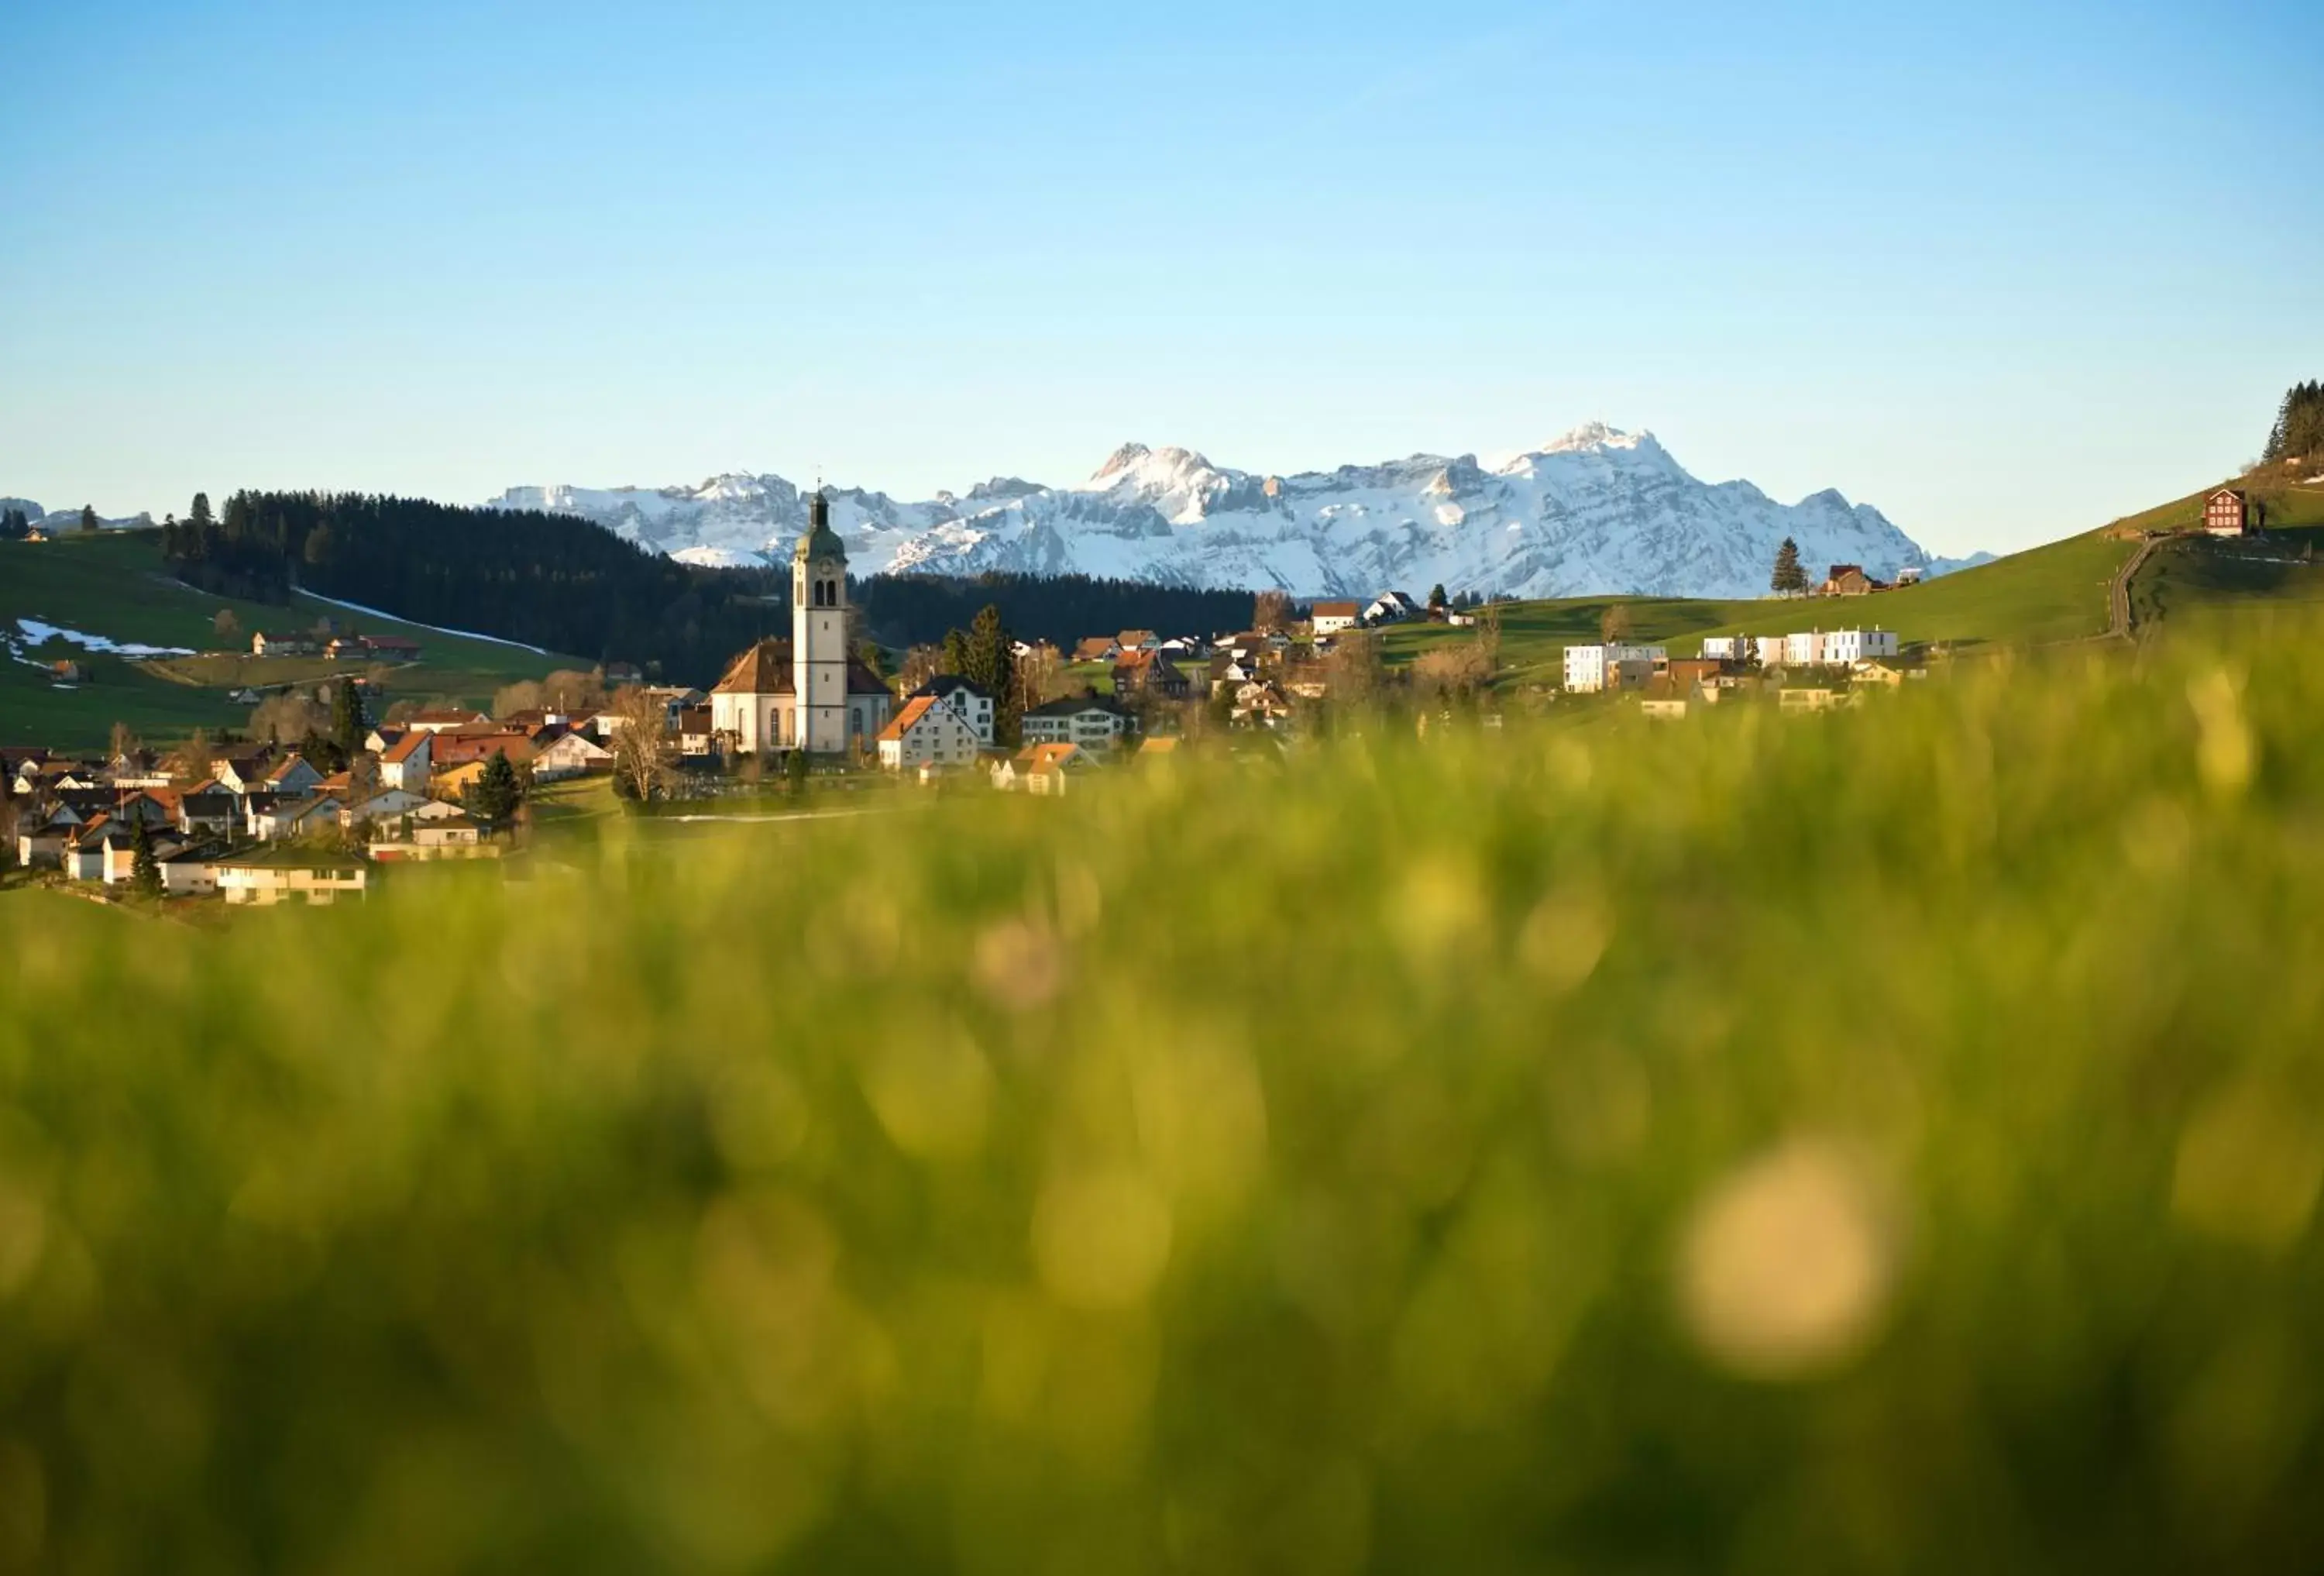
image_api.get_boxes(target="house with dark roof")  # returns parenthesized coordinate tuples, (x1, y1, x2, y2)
(1112, 649, 1191, 703)
(906, 674, 996, 745)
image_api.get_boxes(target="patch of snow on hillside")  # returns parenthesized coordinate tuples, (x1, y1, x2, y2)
(12, 618, 192, 658)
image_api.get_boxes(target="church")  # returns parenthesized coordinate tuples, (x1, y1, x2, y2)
(707, 491, 895, 756)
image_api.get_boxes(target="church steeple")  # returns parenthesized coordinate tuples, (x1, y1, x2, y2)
(792, 488, 851, 754)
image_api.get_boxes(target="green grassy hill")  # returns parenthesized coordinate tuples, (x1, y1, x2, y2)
(1384, 463, 2324, 680)
(1380, 528, 2135, 681)
(2126, 463, 2324, 630)
(0, 529, 579, 747)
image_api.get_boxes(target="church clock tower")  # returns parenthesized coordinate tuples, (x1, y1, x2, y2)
(792, 490, 851, 755)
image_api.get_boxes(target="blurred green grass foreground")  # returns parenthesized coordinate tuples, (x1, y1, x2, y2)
(5, 621, 2324, 1573)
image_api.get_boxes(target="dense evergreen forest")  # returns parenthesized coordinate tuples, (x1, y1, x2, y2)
(2264, 380, 2324, 464)
(163, 490, 782, 677)
(160, 489, 1261, 683)
(852, 572, 1254, 652)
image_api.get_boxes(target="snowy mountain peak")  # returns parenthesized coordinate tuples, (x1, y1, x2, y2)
(1540, 420, 1647, 455)
(489, 423, 1967, 601)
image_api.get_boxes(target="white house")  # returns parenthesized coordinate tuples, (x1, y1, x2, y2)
(1021, 697, 1133, 752)
(1783, 630, 1825, 667)
(379, 731, 432, 791)
(1562, 644, 1666, 693)
(907, 675, 996, 746)
(157, 843, 227, 896)
(1820, 628, 1900, 664)
(1311, 600, 1361, 636)
(533, 730, 614, 781)
(1754, 636, 1789, 668)
(1700, 637, 1745, 660)
(1363, 590, 1423, 625)
(250, 795, 344, 841)
(876, 696, 983, 772)
(215, 849, 371, 906)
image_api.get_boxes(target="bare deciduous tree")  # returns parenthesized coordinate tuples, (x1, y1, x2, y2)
(1253, 590, 1294, 632)
(250, 693, 327, 745)
(1325, 630, 1384, 706)
(1599, 602, 1634, 645)
(607, 686, 679, 803)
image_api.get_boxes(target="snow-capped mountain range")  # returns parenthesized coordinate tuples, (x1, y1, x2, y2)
(499, 423, 1975, 600)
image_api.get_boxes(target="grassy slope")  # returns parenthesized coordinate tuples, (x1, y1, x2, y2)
(1380, 528, 2136, 680)
(0, 529, 578, 748)
(5, 624, 2324, 1568)
(2128, 465, 2324, 630)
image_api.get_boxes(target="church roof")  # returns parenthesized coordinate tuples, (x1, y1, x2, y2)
(710, 638, 892, 699)
(712, 639, 794, 697)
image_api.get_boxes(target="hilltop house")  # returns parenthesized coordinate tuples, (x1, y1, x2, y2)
(1311, 600, 1361, 636)
(2205, 487, 2254, 536)
(1818, 564, 1889, 597)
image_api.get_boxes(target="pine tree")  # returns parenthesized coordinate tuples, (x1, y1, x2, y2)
(330, 680, 367, 762)
(964, 604, 1021, 745)
(80, 504, 101, 535)
(0, 507, 26, 541)
(465, 750, 524, 825)
(941, 628, 971, 677)
(130, 820, 161, 896)
(1771, 537, 1808, 595)
(1428, 583, 1449, 612)
(189, 492, 213, 529)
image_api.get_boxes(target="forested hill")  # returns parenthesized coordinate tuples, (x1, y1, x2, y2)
(850, 573, 1252, 652)
(164, 491, 782, 680)
(159, 489, 1260, 681)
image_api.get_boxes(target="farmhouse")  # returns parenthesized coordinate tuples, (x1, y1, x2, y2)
(2204, 487, 2254, 536)
(1311, 600, 1361, 636)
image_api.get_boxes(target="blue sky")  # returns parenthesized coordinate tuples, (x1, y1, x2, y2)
(2, 1, 2316, 556)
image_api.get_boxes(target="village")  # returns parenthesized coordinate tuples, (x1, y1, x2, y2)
(5, 549, 1930, 910)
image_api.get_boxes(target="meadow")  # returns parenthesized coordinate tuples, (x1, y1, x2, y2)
(0, 531, 576, 748)
(5, 615, 2323, 1571)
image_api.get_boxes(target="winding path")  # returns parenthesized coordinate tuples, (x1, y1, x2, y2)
(2108, 533, 2166, 639)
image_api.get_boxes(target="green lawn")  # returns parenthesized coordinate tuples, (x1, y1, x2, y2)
(5, 618, 2324, 1568)
(1, 529, 582, 748)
